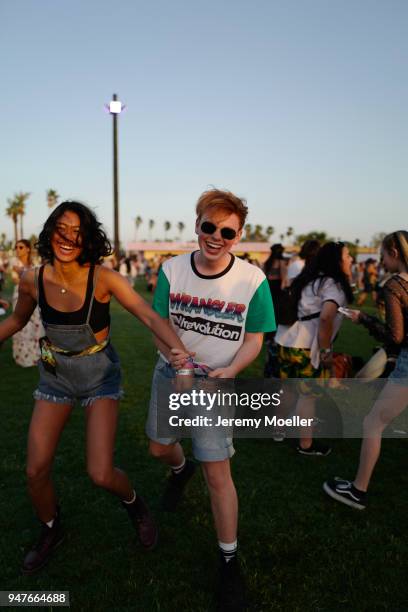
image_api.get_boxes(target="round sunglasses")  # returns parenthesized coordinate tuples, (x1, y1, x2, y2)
(200, 221, 237, 240)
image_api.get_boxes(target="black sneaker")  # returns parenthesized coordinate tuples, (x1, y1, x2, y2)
(122, 495, 158, 550)
(323, 478, 367, 510)
(22, 508, 64, 575)
(296, 440, 332, 456)
(217, 555, 246, 611)
(161, 459, 197, 512)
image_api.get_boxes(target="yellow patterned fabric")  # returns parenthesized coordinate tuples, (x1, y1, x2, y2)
(39, 337, 109, 368)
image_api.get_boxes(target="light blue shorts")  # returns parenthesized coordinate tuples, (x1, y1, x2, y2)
(145, 359, 235, 462)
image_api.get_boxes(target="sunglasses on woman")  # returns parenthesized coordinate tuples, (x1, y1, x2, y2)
(200, 221, 237, 240)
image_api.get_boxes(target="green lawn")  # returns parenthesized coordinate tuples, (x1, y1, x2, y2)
(0, 280, 407, 611)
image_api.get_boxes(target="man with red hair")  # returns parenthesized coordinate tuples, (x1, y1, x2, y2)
(146, 189, 275, 610)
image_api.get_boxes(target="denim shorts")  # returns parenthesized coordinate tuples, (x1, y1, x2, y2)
(33, 343, 123, 407)
(145, 359, 235, 462)
(388, 347, 408, 386)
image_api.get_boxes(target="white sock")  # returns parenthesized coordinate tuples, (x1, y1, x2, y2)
(123, 490, 137, 504)
(46, 518, 55, 528)
(171, 457, 186, 475)
(219, 539, 238, 563)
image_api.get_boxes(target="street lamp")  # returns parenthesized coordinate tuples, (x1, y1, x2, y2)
(105, 93, 126, 261)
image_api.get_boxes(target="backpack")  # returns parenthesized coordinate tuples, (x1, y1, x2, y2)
(275, 286, 320, 326)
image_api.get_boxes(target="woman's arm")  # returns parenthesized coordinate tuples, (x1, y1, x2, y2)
(152, 322, 192, 365)
(359, 285, 404, 345)
(105, 268, 187, 352)
(0, 271, 37, 343)
(318, 301, 338, 349)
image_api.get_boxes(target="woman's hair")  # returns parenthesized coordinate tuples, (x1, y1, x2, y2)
(298, 239, 321, 266)
(15, 239, 31, 251)
(195, 189, 248, 229)
(263, 243, 285, 275)
(36, 201, 112, 264)
(383, 231, 408, 271)
(292, 241, 354, 304)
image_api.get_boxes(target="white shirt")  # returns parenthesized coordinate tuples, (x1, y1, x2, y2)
(275, 277, 347, 368)
(287, 258, 305, 282)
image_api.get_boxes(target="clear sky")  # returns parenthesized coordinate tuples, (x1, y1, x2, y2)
(1, 0, 407, 246)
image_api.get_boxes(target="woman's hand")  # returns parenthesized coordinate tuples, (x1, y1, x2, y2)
(348, 309, 361, 323)
(169, 348, 195, 370)
(338, 307, 361, 323)
(319, 350, 334, 370)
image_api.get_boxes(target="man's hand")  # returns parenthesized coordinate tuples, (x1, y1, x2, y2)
(169, 348, 195, 370)
(208, 366, 237, 379)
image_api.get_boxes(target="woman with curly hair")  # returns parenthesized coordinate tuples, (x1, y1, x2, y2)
(0, 201, 189, 574)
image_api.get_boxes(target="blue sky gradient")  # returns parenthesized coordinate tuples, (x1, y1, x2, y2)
(1, 0, 407, 246)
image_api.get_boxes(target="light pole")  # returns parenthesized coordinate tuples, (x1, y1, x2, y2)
(106, 94, 125, 261)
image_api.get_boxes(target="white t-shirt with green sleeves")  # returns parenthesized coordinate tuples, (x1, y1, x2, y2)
(153, 252, 276, 370)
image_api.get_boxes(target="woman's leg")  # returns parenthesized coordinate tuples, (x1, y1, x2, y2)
(85, 398, 158, 549)
(85, 398, 133, 499)
(295, 394, 316, 449)
(26, 400, 73, 522)
(354, 382, 408, 491)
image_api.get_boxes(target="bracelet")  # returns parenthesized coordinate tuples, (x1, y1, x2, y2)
(175, 369, 194, 376)
(319, 348, 332, 354)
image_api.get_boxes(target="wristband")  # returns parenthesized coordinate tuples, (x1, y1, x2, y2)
(175, 369, 194, 376)
(319, 348, 332, 354)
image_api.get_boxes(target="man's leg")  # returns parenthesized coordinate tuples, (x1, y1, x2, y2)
(201, 459, 238, 544)
(201, 459, 245, 610)
(149, 440, 197, 511)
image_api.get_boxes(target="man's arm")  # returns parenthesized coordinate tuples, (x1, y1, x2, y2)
(209, 332, 264, 378)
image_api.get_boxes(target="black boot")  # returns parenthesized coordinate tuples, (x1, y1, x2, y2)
(161, 459, 197, 512)
(22, 507, 64, 575)
(122, 495, 158, 550)
(217, 554, 247, 611)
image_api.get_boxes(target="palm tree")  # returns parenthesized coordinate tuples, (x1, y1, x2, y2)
(16, 192, 30, 239)
(164, 221, 171, 241)
(6, 201, 20, 243)
(265, 226, 274, 241)
(134, 215, 143, 239)
(279, 233, 285, 243)
(286, 226, 294, 244)
(148, 219, 155, 240)
(254, 224, 264, 241)
(6, 192, 30, 242)
(244, 224, 252, 241)
(46, 189, 59, 208)
(177, 221, 185, 240)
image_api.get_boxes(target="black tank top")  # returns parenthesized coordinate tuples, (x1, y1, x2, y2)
(38, 265, 110, 333)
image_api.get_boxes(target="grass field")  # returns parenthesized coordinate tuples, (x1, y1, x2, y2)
(0, 280, 407, 611)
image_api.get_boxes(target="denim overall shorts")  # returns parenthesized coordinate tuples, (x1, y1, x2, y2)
(33, 265, 122, 407)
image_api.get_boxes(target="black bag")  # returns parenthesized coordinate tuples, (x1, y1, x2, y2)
(275, 286, 320, 326)
(275, 287, 298, 326)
